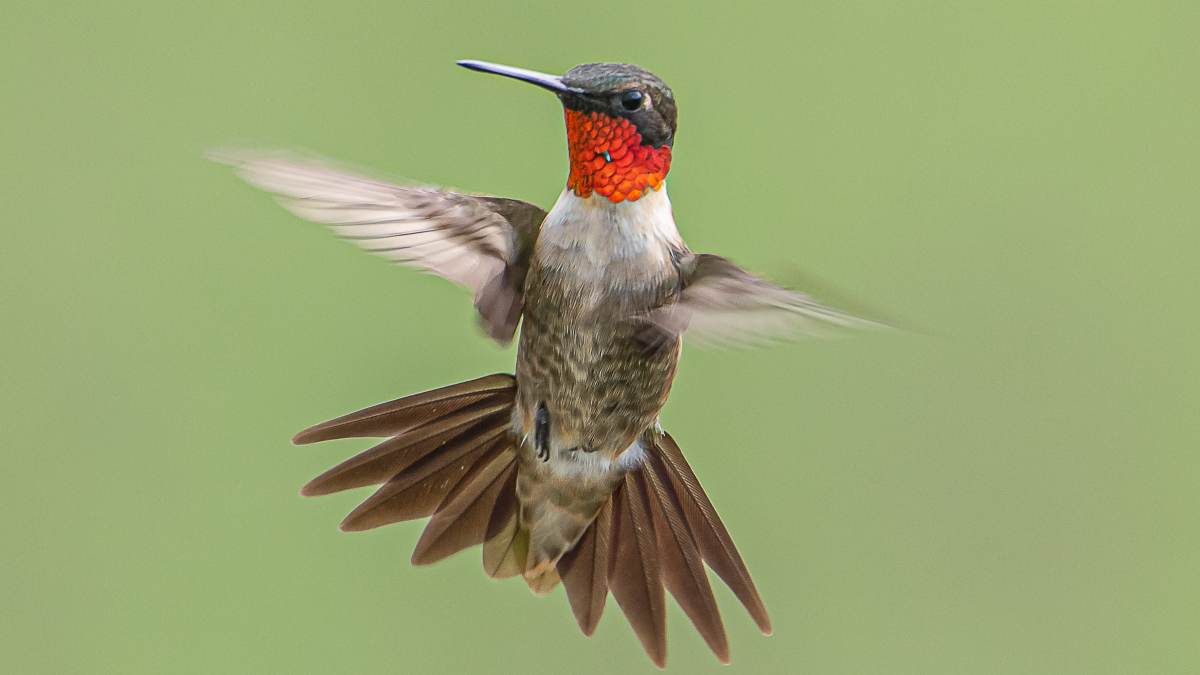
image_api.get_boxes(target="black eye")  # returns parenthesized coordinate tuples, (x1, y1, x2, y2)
(620, 90, 644, 111)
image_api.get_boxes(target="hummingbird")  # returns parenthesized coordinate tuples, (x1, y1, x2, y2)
(212, 59, 880, 667)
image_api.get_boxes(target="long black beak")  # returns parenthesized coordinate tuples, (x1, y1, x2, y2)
(457, 60, 584, 95)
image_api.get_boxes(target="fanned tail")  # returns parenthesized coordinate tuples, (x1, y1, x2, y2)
(296, 382, 769, 668)
(557, 430, 771, 668)
(295, 374, 522, 555)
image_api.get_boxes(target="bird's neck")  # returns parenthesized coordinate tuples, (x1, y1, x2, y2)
(564, 110, 671, 203)
(537, 183, 683, 285)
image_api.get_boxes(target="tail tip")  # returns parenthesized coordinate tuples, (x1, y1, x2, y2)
(292, 429, 318, 445)
(299, 478, 326, 497)
(338, 514, 372, 532)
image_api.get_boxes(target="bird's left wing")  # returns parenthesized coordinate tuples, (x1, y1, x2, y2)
(210, 149, 545, 345)
(641, 253, 886, 349)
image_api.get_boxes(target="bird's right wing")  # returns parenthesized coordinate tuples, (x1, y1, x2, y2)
(641, 253, 886, 349)
(210, 149, 546, 345)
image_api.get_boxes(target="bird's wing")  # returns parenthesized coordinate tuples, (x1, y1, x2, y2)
(210, 149, 545, 345)
(641, 253, 886, 349)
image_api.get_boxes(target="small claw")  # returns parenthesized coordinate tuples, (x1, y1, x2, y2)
(535, 402, 551, 462)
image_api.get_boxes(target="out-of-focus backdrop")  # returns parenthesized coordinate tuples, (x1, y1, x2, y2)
(2, 2, 1197, 673)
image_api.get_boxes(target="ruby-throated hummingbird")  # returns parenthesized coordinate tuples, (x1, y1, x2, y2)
(213, 60, 880, 667)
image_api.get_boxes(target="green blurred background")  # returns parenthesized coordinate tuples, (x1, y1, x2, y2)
(3, 1, 1197, 673)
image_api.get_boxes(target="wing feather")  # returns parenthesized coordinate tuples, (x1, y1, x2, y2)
(210, 148, 545, 344)
(643, 253, 886, 349)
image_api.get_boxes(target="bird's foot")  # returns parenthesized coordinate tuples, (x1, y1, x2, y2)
(535, 402, 550, 462)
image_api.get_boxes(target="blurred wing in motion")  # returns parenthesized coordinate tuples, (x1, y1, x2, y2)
(642, 253, 887, 349)
(209, 148, 546, 345)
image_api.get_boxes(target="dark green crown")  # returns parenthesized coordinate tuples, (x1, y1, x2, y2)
(560, 63, 677, 149)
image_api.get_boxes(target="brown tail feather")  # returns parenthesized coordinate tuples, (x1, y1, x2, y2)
(655, 432, 772, 635)
(559, 431, 768, 667)
(293, 374, 515, 444)
(410, 441, 518, 565)
(295, 373, 521, 550)
(644, 448, 730, 664)
(608, 471, 668, 669)
(301, 402, 512, 497)
(557, 499, 611, 636)
(339, 424, 509, 532)
(482, 509, 529, 579)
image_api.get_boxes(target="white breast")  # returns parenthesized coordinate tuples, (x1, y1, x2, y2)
(536, 184, 684, 289)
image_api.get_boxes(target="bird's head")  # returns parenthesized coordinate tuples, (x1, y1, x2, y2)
(458, 60, 676, 203)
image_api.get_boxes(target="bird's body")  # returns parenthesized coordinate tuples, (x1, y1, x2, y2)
(213, 59, 881, 667)
(516, 185, 684, 584)
(519, 186, 683, 459)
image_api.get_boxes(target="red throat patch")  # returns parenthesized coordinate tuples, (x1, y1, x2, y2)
(565, 109, 671, 203)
